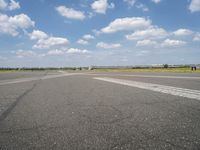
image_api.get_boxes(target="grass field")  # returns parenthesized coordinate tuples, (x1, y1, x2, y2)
(0, 70, 18, 72)
(0, 67, 200, 73)
(92, 67, 200, 73)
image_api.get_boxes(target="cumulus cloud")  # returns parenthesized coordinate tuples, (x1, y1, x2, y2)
(77, 34, 95, 45)
(33, 37, 69, 49)
(152, 0, 161, 4)
(8, 0, 20, 10)
(101, 17, 151, 33)
(47, 49, 65, 56)
(161, 39, 186, 47)
(77, 39, 89, 45)
(136, 3, 149, 12)
(29, 30, 48, 40)
(193, 32, 200, 41)
(16, 50, 36, 58)
(0, 13, 35, 36)
(136, 40, 158, 47)
(48, 48, 90, 55)
(67, 48, 90, 54)
(123, 0, 136, 7)
(126, 27, 168, 40)
(30, 30, 69, 49)
(189, 0, 200, 13)
(0, 0, 7, 9)
(91, 0, 114, 14)
(82, 34, 95, 40)
(36, 49, 90, 57)
(96, 42, 121, 49)
(173, 29, 193, 36)
(136, 38, 187, 48)
(56, 6, 85, 20)
(0, 0, 20, 10)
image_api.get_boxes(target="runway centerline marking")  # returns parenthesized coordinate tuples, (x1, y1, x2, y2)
(94, 77, 200, 101)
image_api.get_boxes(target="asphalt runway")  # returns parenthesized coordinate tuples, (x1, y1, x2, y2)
(0, 71, 200, 149)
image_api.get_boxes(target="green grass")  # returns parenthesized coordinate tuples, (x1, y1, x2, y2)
(92, 67, 200, 73)
(0, 70, 18, 72)
(0, 67, 199, 73)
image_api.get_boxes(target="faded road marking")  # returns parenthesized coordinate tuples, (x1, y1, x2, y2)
(94, 77, 200, 101)
(88, 74, 200, 80)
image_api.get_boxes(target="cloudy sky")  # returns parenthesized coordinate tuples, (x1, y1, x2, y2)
(0, 0, 200, 67)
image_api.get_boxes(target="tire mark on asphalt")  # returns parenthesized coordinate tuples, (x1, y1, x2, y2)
(0, 81, 38, 122)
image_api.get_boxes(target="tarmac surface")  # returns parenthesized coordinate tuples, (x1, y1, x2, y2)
(0, 71, 200, 150)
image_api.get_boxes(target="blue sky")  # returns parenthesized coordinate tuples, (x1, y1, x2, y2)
(0, 0, 200, 67)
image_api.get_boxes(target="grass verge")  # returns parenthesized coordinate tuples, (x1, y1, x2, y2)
(92, 67, 200, 73)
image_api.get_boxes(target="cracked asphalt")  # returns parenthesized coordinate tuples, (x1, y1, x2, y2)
(0, 71, 200, 150)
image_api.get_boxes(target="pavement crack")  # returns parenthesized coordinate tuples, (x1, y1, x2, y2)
(0, 81, 39, 122)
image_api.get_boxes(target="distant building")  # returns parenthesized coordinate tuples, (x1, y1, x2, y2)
(88, 66, 93, 70)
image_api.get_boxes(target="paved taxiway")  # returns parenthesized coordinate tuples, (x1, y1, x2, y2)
(0, 71, 200, 149)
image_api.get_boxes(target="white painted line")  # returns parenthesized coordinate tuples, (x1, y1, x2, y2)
(118, 74, 200, 80)
(87, 73, 200, 80)
(0, 73, 84, 86)
(94, 77, 200, 101)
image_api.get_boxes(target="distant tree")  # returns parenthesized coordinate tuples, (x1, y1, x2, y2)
(164, 64, 168, 68)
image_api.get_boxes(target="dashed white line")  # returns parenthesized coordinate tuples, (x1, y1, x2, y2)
(94, 77, 200, 101)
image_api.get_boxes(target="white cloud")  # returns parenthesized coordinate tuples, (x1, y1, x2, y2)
(33, 37, 69, 49)
(92, 29, 101, 36)
(56, 6, 85, 20)
(67, 48, 90, 54)
(91, 0, 114, 14)
(0, 13, 35, 36)
(126, 27, 168, 40)
(88, 12, 95, 18)
(123, 0, 136, 7)
(189, 0, 200, 12)
(47, 49, 65, 56)
(48, 48, 90, 55)
(0, 0, 7, 9)
(77, 34, 95, 45)
(30, 30, 69, 49)
(8, 0, 20, 10)
(77, 39, 89, 45)
(193, 32, 200, 41)
(136, 40, 158, 47)
(173, 29, 193, 36)
(96, 42, 121, 49)
(108, 2, 115, 9)
(152, 0, 161, 4)
(136, 3, 149, 12)
(0, 0, 20, 10)
(15, 48, 90, 59)
(29, 30, 48, 40)
(161, 39, 186, 47)
(16, 50, 36, 58)
(83, 34, 95, 40)
(101, 17, 151, 33)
